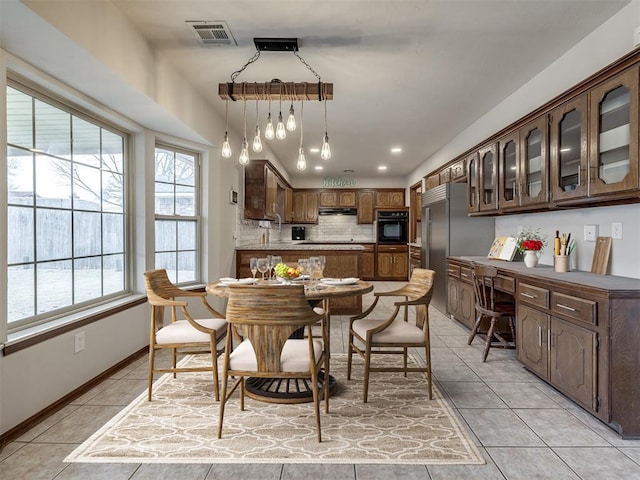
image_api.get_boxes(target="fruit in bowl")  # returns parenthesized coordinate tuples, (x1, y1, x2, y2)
(274, 262, 301, 279)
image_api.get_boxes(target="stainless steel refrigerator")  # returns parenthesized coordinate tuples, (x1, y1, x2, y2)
(421, 183, 495, 315)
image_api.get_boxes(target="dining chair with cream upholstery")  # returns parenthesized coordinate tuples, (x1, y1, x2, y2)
(347, 268, 436, 403)
(144, 269, 227, 401)
(218, 284, 329, 442)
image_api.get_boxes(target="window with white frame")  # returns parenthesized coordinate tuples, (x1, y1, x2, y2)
(6, 82, 127, 331)
(154, 145, 199, 284)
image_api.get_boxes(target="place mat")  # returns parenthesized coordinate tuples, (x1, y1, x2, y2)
(65, 354, 484, 465)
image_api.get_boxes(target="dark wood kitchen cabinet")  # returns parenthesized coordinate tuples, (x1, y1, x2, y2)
(446, 260, 475, 329)
(291, 190, 318, 224)
(319, 190, 356, 207)
(357, 190, 375, 224)
(447, 256, 640, 438)
(375, 189, 405, 208)
(377, 245, 408, 280)
(588, 66, 639, 197)
(244, 160, 279, 220)
(358, 244, 376, 280)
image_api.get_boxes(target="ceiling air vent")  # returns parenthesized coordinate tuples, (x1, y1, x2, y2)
(186, 21, 237, 46)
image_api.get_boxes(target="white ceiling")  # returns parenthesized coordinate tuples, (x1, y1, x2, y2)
(8, 0, 632, 180)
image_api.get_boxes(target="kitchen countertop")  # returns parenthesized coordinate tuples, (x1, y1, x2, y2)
(236, 242, 366, 251)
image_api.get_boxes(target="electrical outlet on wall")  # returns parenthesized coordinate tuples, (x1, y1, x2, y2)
(584, 225, 598, 242)
(612, 222, 623, 240)
(74, 331, 85, 353)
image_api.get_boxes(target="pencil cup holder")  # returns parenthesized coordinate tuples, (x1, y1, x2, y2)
(554, 255, 569, 273)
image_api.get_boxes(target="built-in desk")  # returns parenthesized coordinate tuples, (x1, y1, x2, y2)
(448, 256, 640, 439)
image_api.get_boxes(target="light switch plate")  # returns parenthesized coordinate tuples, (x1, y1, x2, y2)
(584, 225, 598, 242)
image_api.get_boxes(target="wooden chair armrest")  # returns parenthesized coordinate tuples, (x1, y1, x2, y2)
(350, 296, 381, 321)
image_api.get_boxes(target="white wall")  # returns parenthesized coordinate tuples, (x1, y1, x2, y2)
(495, 205, 640, 278)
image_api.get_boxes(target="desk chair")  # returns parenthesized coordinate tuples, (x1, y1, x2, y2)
(218, 284, 329, 442)
(468, 264, 516, 362)
(144, 269, 227, 401)
(347, 268, 435, 403)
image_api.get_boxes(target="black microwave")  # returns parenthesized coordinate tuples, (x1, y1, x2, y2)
(376, 210, 408, 244)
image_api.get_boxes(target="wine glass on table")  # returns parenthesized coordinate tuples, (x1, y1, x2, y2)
(266, 255, 273, 280)
(297, 258, 309, 286)
(318, 255, 326, 280)
(308, 257, 320, 290)
(257, 257, 269, 281)
(249, 257, 258, 280)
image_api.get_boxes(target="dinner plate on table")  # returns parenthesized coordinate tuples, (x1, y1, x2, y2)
(320, 277, 360, 286)
(219, 277, 257, 286)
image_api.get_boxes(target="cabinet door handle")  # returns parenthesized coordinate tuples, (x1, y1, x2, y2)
(521, 292, 536, 299)
(556, 303, 576, 312)
(538, 325, 542, 347)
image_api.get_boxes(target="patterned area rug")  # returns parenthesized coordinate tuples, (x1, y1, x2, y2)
(65, 354, 484, 465)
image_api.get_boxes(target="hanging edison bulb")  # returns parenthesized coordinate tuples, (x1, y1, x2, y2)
(221, 100, 232, 158)
(296, 147, 307, 171)
(239, 139, 250, 165)
(221, 132, 232, 158)
(296, 100, 306, 171)
(320, 133, 331, 160)
(265, 113, 275, 140)
(252, 126, 263, 152)
(238, 98, 250, 166)
(320, 92, 331, 160)
(276, 112, 286, 140)
(286, 103, 296, 131)
(252, 100, 262, 152)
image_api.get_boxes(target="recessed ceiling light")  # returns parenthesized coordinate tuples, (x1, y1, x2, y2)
(391, 147, 402, 154)
(309, 147, 320, 153)
(378, 165, 388, 171)
(314, 165, 323, 171)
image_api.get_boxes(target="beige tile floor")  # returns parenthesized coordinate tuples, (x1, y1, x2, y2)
(2, 281, 640, 479)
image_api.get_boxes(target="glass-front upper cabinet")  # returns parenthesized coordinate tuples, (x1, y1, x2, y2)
(479, 143, 498, 212)
(519, 116, 548, 207)
(588, 66, 639, 196)
(550, 95, 589, 203)
(466, 152, 479, 213)
(498, 132, 519, 210)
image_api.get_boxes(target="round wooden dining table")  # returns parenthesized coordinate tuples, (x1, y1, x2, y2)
(206, 278, 373, 403)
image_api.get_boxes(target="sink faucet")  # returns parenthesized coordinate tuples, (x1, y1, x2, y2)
(274, 213, 282, 241)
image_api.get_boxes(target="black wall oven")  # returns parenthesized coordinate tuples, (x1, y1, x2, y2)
(376, 210, 409, 244)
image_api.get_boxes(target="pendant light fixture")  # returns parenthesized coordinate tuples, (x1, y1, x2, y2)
(320, 84, 332, 160)
(252, 99, 263, 152)
(221, 99, 232, 158)
(296, 100, 306, 171)
(238, 98, 250, 165)
(219, 38, 333, 171)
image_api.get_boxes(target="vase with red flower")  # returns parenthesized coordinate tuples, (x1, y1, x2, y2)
(516, 228, 547, 268)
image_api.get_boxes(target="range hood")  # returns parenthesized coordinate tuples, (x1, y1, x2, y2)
(318, 207, 357, 216)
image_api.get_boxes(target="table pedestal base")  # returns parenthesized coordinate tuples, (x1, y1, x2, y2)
(244, 371, 337, 404)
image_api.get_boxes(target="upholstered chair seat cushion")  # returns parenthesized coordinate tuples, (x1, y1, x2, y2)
(352, 318, 424, 344)
(155, 317, 227, 345)
(230, 338, 324, 372)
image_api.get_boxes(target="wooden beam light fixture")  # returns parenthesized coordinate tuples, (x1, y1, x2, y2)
(219, 37, 333, 166)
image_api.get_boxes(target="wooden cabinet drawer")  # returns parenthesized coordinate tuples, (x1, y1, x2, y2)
(459, 266, 473, 284)
(495, 275, 515, 293)
(518, 283, 549, 309)
(551, 292, 597, 325)
(448, 264, 461, 278)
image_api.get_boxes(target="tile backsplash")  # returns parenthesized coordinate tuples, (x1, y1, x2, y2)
(235, 210, 376, 246)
